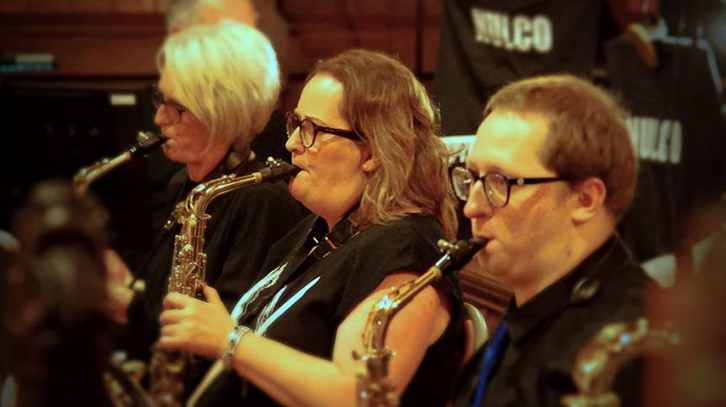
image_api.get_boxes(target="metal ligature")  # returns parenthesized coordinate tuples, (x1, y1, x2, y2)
(147, 157, 300, 407)
(561, 318, 680, 407)
(354, 238, 487, 407)
(73, 131, 167, 195)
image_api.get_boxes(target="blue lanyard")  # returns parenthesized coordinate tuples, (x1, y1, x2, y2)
(469, 319, 509, 407)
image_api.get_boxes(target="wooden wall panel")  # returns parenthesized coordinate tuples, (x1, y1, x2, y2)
(0, 0, 443, 82)
(0, 14, 165, 78)
(156, 0, 172, 12)
(113, 0, 156, 13)
(0, 0, 30, 13)
(29, 0, 72, 13)
(3, 34, 161, 76)
(73, 0, 114, 13)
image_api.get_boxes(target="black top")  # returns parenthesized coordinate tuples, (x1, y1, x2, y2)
(197, 214, 465, 407)
(435, 0, 603, 135)
(118, 155, 304, 363)
(450, 235, 657, 407)
(605, 37, 726, 263)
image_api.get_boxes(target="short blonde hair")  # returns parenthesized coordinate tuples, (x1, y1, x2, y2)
(309, 50, 458, 239)
(158, 20, 280, 151)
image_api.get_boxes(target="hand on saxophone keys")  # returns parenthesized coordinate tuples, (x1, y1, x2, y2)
(104, 249, 137, 324)
(158, 285, 235, 360)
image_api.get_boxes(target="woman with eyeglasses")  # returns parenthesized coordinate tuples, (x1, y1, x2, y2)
(105, 20, 303, 378)
(156, 49, 462, 407)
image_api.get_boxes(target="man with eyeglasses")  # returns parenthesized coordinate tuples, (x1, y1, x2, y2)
(449, 75, 657, 407)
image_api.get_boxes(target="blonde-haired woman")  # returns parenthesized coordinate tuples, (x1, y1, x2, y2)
(106, 20, 302, 379)
(158, 49, 462, 407)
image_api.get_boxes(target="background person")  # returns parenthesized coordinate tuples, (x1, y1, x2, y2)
(105, 21, 303, 375)
(137, 0, 291, 258)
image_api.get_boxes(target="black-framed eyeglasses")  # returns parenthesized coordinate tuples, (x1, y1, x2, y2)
(451, 166, 568, 208)
(285, 111, 363, 148)
(152, 87, 189, 124)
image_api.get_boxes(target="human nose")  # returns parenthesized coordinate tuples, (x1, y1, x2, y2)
(285, 126, 303, 154)
(154, 104, 170, 126)
(463, 180, 493, 220)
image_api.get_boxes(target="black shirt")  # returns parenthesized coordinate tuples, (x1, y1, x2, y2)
(119, 155, 304, 362)
(606, 37, 726, 263)
(197, 214, 465, 407)
(450, 235, 656, 407)
(436, 0, 603, 135)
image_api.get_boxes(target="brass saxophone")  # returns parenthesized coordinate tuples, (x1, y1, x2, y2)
(353, 238, 486, 407)
(147, 157, 300, 407)
(73, 131, 167, 195)
(561, 318, 680, 407)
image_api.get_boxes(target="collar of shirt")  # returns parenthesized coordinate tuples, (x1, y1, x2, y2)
(506, 234, 631, 345)
(201, 147, 252, 182)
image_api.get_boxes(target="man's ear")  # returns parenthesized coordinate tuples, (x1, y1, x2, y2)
(571, 177, 607, 223)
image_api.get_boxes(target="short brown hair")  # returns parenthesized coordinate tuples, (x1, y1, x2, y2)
(484, 75, 638, 221)
(308, 50, 458, 238)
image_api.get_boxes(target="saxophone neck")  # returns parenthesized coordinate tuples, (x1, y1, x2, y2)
(362, 270, 441, 350)
(72, 132, 166, 195)
(73, 153, 131, 195)
(191, 174, 255, 216)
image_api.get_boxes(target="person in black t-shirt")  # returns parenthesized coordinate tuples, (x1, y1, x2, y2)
(436, 0, 604, 136)
(449, 75, 656, 407)
(130, 0, 292, 271)
(104, 22, 303, 372)
(154, 50, 464, 407)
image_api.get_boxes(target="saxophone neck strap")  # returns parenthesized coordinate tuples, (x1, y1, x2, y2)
(307, 207, 360, 261)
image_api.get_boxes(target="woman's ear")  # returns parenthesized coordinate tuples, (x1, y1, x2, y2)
(361, 147, 378, 173)
(362, 157, 378, 173)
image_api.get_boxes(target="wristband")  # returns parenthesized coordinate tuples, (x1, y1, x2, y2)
(222, 325, 251, 371)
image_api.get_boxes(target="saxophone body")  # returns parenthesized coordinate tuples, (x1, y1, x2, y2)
(147, 158, 300, 407)
(561, 318, 680, 407)
(354, 238, 486, 407)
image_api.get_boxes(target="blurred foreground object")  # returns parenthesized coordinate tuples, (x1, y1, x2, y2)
(643, 220, 726, 407)
(562, 318, 680, 407)
(3, 180, 112, 407)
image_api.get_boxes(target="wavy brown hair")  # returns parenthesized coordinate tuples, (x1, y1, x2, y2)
(308, 50, 458, 238)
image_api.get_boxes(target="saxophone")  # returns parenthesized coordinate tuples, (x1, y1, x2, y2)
(73, 131, 167, 195)
(353, 238, 486, 407)
(147, 157, 300, 407)
(561, 318, 680, 407)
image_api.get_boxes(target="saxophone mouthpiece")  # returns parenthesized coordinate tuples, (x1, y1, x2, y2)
(435, 237, 487, 273)
(259, 157, 301, 182)
(128, 132, 168, 159)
